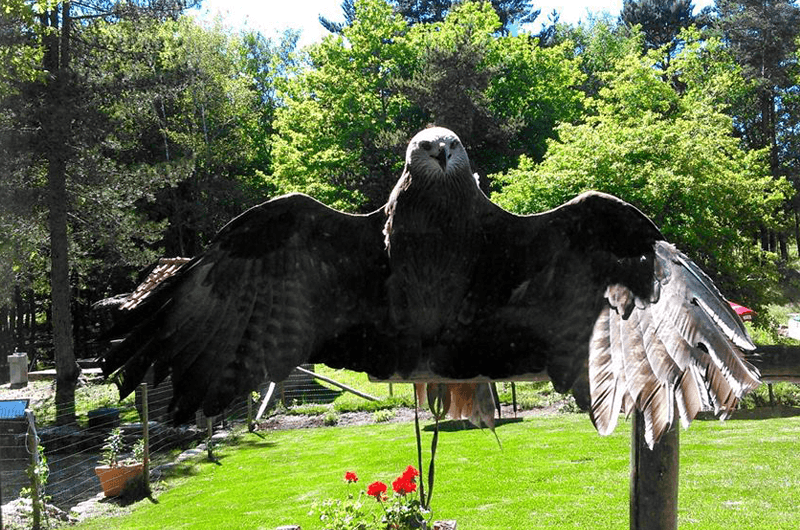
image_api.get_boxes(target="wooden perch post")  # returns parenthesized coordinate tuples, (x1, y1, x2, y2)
(630, 407, 679, 530)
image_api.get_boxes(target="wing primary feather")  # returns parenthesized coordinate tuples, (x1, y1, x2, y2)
(589, 306, 624, 435)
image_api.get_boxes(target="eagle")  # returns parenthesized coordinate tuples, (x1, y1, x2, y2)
(103, 126, 760, 447)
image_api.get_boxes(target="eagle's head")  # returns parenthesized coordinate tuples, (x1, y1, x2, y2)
(406, 127, 472, 181)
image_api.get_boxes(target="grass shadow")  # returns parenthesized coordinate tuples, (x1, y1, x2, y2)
(695, 405, 800, 421)
(423, 417, 524, 432)
(234, 438, 278, 451)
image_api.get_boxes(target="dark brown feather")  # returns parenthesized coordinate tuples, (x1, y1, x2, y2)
(102, 128, 759, 441)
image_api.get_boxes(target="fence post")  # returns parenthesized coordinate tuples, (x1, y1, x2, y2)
(206, 416, 214, 461)
(140, 382, 150, 495)
(630, 406, 679, 530)
(25, 409, 41, 530)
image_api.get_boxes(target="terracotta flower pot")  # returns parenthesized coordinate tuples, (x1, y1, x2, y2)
(94, 463, 144, 497)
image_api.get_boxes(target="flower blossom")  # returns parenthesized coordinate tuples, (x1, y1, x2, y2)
(367, 481, 388, 499)
(392, 475, 417, 496)
(344, 471, 358, 483)
(401, 465, 419, 482)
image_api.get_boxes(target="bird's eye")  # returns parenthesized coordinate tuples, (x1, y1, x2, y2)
(420, 141, 432, 151)
(450, 140, 458, 150)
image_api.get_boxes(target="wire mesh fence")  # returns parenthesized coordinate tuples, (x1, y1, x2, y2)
(0, 364, 387, 522)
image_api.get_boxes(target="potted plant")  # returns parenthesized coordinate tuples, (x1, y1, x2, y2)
(94, 428, 145, 497)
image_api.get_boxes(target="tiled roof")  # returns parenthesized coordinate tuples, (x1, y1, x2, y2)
(120, 257, 191, 310)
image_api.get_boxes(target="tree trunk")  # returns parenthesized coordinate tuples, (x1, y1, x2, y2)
(779, 233, 788, 261)
(46, 2, 78, 426)
(795, 208, 800, 258)
(49, 152, 78, 425)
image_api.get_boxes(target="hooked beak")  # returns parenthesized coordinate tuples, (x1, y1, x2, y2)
(434, 144, 447, 171)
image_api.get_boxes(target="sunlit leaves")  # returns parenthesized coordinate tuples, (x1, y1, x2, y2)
(492, 35, 791, 305)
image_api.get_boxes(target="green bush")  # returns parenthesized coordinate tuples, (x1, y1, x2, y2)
(323, 410, 340, 426)
(740, 382, 800, 409)
(372, 409, 395, 423)
(334, 396, 414, 414)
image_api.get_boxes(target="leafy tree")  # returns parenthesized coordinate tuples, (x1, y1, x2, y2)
(714, 0, 800, 256)
(491, 35, 791, 309)
(398, 1, 505, 172)
(321, 0, 539, 35)
(1, 0, 194, 424)
(715, 0, 800, 160)
(397, 2, 584, 177)
(239, 29, 300, 175)
(320, 0, 357, 33)
(119, 18, 277, 257)
(540, 15, 644, 99)
(279, 0, 583, 205)
(272, 0, 419, 210)
(620, 0, 698, 65)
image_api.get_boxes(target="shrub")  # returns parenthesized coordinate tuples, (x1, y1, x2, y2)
(372, 409, 395, 423)
(324, 410, 340, 426)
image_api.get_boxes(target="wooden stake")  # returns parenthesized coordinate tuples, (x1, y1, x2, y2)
(140, 382, 151, 495)
(630, 407, 679, 530)
(25, 409, 40, 530)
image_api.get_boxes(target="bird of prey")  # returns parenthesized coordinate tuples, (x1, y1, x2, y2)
(103, 126, 760, 447)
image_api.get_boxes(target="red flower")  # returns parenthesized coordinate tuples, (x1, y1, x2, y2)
(392, 476, 417, 496)
(344, 471, 358, 483)
(367, 481, 388, 499)
(401, 465, 419, 483)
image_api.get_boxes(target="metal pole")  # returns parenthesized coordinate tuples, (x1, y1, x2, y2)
(630, 406, 679, 530)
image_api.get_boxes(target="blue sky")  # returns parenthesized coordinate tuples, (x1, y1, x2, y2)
(193, 1, 715, 48)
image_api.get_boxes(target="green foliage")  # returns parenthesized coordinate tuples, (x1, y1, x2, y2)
(101, 428, 126, 467)
(0, 0, 44, 97)
(372, 409, 396, 422)
(285, 404, 331, 416)
(334, 396, 415, 413)
(271, 0, 587, 207)
(20, 445, 50, 503)
(485, 34, 585, 163)
(491, 33, 792, 306)
(496, 381, 570, 410)
(398, 1, 585, 172)
(324, 410, 341, 426)
(270, 0, 417, 210)
(740, 382, 800, 409)
(314, 494, 375, 530)
(31, 381, 138, 427)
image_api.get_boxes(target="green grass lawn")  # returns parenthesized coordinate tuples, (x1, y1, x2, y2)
(62, 412, 800, 530)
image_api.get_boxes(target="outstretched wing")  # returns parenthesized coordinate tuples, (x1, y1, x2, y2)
(467, 191, 759, 445)
(588, 241, 759, 447)
(103, 193, 389, 422)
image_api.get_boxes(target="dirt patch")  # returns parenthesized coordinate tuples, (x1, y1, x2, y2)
(1, 379, 56, 408)
(257, 403, 562, 432)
